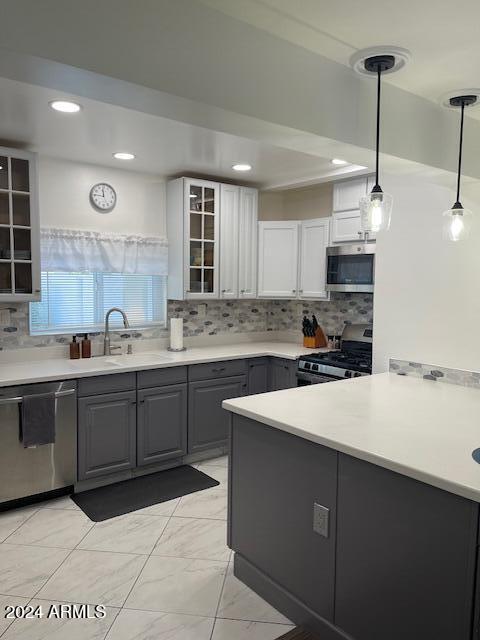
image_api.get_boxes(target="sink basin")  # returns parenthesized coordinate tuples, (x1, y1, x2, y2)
(104, 353, 173, 367)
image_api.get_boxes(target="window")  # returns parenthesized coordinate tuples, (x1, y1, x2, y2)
(30, 271, 167, 335)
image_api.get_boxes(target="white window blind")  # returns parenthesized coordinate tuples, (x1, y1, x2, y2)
(30, 271, 167, 335)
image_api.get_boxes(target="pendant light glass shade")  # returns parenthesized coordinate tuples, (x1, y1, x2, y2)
(442, 205, 472, 242)
(359, 190, 393, 233)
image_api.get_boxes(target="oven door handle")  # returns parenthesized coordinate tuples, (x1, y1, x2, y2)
(0, 389, 76, 406)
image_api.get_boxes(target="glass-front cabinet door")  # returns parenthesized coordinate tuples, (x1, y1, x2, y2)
(185, 179, 219, 298)
(0, 149, 40, 301)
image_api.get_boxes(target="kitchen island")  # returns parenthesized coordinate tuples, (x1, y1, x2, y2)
(223, 373, 480, 640)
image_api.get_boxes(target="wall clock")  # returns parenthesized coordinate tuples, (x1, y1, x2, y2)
(90, 183, 117, 213)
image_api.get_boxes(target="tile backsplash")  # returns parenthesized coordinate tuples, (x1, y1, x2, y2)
(0, 293, 373, 351)
(390, 359, 480, 389)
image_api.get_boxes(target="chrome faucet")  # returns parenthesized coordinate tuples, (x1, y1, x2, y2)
(104, 308, 130, 356)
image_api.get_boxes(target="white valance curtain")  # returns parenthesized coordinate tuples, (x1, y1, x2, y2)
(40, 228, 168, 276)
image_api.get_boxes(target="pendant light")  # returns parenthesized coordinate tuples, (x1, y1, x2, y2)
(358, 55, 397, 234)
(442, 95, 477, 242)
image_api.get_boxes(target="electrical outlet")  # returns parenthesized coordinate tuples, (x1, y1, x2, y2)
(0, 309, 11, 325)
(313, 503, 329, 538)
(197, 304, 207, 318)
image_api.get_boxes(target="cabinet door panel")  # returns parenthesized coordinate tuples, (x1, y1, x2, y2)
(238, 187, 258, 298)
(230, 415, 337, 620)
(269, 358, 296, 391)
(247, 358, 269, 395)
(299, 218, 330, 299)
(78, 391, 136, 480)
(331, 210, 362, 242)
(220, 184, 239, 299)
(335, 454, 478, 640)
(188, 375, 247, 452)
(257, 221, 299, 298)
(333, 177, 367, 212)
(137, 384, 187, 466)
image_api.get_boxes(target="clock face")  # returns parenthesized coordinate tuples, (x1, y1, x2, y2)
(90, 183, 116, 212)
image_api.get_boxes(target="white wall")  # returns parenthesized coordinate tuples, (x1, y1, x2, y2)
(38, 156, 166, 236)
(373, 173, 480, 373)
(259, 183, 332, 221)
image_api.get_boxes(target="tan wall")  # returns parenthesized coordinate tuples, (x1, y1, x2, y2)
(259, 182, 333, 221)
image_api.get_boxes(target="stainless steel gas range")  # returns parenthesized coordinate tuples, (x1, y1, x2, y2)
(297, 323, 372, 385)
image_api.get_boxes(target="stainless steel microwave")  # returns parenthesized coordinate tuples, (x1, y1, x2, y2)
(326, 243, 375, 293)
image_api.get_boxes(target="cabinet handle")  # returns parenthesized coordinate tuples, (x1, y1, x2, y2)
(358, 231, 363, 238)
(212, 367, 226, 373)
(240, 289, 245, 294)
(292, 289, 296, 293)
(299, 289, 303, 294)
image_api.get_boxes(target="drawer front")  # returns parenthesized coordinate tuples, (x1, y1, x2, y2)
(137, 366, 188, 389)
(189, 359, 247, 381)
(77, 372, 136, 397)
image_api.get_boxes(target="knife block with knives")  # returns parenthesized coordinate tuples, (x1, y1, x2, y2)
(302, 315, 327, 349)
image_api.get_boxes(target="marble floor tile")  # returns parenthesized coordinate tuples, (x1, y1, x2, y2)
(6, 509, 93, 549)
(36, 549, 146, 607)
(200, 455, 228, 468)
(195, 464, 228, 487)
(211, 619, 295, 640)
(0, 507, 40, 543)
(105, 609, 214, 640)
(125, 555, 227, 616)
(78, 514, 169, 555)
(217, 564, 291, 625)
(174, 488, 227, 520)
(152, 517, 230, 561)
(3, 600, 119, 640)
(133, 497, 180, 517)
(0, 594, 31, 635)
(39, 496, 80, 511)
(0, 544, 70, 597)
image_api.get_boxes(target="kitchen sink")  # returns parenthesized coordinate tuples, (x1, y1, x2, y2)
(103, 353, 173, 367)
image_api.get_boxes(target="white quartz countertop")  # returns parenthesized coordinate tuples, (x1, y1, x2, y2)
(0, 341, 324, 388)
(223, 373, 480, 502)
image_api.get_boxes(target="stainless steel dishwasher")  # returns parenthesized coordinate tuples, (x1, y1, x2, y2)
(0, 380, 76, 506)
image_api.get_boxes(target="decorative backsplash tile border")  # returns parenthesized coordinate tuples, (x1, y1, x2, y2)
(0, 292, 373, 351)
(390, 359, 480, 389)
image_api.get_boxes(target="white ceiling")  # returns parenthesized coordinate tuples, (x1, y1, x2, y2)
(200, 0, 480, 118)
(0, 76, 367, 189)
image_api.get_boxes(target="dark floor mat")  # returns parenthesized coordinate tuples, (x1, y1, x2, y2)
(276, 628, 322, 640)
(71, 465, 220, 522)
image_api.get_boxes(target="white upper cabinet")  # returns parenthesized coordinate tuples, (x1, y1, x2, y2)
(168, 178, 257, 300)
(299, 218, 330, 299)
(332, 176, 376, 242)
(167, 178, 220, 300)
(333, 177, 367, 212)
(258, 221, 299, 298)
(0, 148, 40, 302)
(219, 184, 240, 299)
(238, 187, 258, 299)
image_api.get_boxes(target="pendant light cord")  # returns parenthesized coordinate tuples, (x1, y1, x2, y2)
(456, 101, 465, 205)
(375, 67, 381, 188)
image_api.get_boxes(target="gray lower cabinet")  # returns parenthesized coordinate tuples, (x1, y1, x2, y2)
(230, 415, 337, 623)
(229, 415, 480, 640)
(188, 375, 247, 453)
(247, 358, 270, 395)
(269, 357, 297, 391)
(335, 454, 479, 640)
(137, 384, 187, 466)
(78, 390, 136, 480)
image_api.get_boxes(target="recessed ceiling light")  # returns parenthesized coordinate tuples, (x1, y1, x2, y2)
(49, 100, 82, 113)
(331, 158, 348, 165)
(113, 152, 136, 160)
(232, 163, 252, 172)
